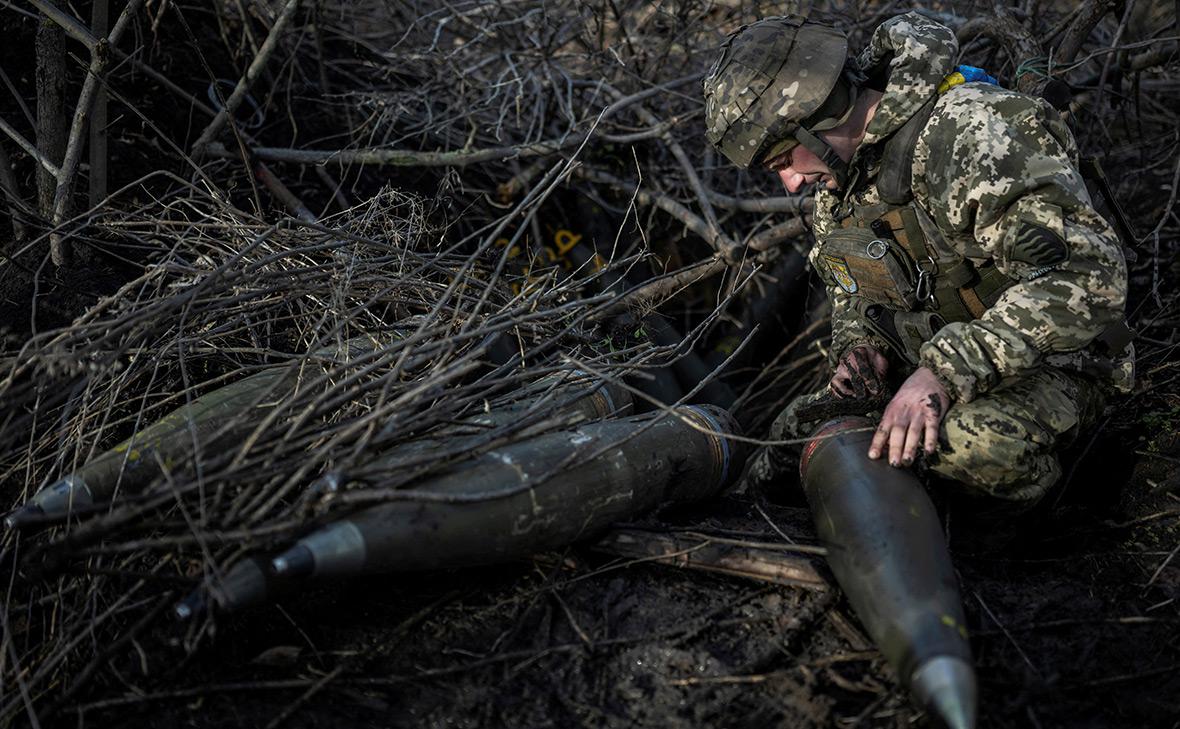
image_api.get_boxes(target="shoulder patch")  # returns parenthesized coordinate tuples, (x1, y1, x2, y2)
(1010, 221, 1068, 269)
(823, 255, 858, 293)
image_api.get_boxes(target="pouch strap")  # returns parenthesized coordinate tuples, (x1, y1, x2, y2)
(877, 98, 938, 205)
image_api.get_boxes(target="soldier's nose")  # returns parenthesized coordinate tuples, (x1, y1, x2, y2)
(779, 169, 803, 194)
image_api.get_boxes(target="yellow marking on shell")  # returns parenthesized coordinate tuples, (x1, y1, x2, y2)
(553, 229, 582, 255)
(910, 506, 921, 518)
(940, 614, 967, 640)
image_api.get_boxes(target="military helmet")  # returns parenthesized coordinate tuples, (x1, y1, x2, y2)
(703, 16, 853, 171)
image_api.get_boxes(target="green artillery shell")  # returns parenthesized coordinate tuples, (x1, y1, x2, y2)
(800, 417, 976, 729)
(6, 366, 290, 529)
(207, 405, 744, 612)
(313, 374, 634, 493)
(8, 337, 380, 530)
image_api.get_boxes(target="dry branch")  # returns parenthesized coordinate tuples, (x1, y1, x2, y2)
(1057, 0, 1122, 64)
(203, 135, 595, 167)
(88, 0, 110, 208)
(48, 0, 146, 266)
(191, 0, 303, 153)
(35, 13, 67, 219)
(0, 141, 28, 241)
(591, 527, 828, 590)
(28, 0, 95, 50)
(0, 115, 59, 177)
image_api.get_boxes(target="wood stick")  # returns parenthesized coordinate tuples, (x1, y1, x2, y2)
(35, 13, 67, 219)
(28, 0, 95, 50)
(202, 135, 594, 168)
(573, 167, 741, 258)
(709, 192, 813, 215)
(31, 0, 218, 119)
(202, 73, 705, 168)
(48, 0, 146, 266)
(0, 141, 28, 242)
(0, 116, 59, 177)
(191, 0, 303, 153)
(252, 160, 318, 223)
(593, 257, 727, 319)
(747, 217, 810, 253)
(88, 0, 109, 208)
(1057, 0, 1121, 64)
(591, 527, 828, 591)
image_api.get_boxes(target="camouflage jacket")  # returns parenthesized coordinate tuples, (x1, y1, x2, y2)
(810, 12, 1134, 402)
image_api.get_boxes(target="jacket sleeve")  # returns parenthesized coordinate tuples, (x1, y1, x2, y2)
(913, 88, 1128, 402)
(809, 189, 892, 368)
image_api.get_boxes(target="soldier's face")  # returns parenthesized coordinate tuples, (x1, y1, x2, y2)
(764, 144, 837, 193)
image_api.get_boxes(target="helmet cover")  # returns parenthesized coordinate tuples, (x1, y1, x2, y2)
(703, 16, 849, 169)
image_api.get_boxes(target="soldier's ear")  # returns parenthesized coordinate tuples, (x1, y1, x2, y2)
(847, 60, 882, 92)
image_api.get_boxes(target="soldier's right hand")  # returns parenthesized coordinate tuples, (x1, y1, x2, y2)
(830, 345, 889, 399)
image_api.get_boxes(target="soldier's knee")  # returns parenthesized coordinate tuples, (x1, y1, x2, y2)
(771, 388, 830, 444)
(929, 406, 1060, 504)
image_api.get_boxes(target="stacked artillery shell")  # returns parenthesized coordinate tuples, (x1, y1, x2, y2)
(197, 404, 744, 614)
(5, 367, 290, 529)
(5, 338, 377, 529)
(800, 417, 976, 729)
(312, 373, 633, 493)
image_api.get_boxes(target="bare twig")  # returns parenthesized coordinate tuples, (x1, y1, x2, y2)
(0, 141, 28, 241)
(1057, 0, 1121, 64)
(88, 0, 109, 208)
(27, 0, 95, 49)
(0, 116, 60, 177)
(574, 167, 740, 258)
(48, 0, 146, 266)
(975, 591, 1042, 677)
(191, 0, 304, 153)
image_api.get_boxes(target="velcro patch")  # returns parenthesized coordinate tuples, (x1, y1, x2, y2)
(823, 255, 858, 293)
(1010, 221, 1068, 269)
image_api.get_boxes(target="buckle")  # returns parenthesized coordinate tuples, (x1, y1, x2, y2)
(915, 256, 937, 302)
(865, 239, 889, 259)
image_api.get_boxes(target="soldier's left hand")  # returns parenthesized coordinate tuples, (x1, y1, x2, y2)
(868, 367, 950, 467)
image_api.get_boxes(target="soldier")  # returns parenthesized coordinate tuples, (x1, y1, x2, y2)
(703, 13, 1135, 525)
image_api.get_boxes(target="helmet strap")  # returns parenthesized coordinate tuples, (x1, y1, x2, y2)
(793, 127, 851, 190)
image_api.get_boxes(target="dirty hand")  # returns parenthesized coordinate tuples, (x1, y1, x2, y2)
(830, 345, 889, 399)
(868, 366, 950, 467)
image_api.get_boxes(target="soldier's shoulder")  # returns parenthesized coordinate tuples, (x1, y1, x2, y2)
(923, 84, 1055, 147)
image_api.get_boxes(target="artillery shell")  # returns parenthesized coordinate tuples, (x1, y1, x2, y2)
(800, 417, 976, 729)
(204, 405, 744, 612)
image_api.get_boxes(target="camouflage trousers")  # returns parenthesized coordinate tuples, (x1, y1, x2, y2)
(755, 367, 1108, 515)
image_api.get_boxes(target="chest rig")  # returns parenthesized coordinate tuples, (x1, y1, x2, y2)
(817, 99, 1015, 364)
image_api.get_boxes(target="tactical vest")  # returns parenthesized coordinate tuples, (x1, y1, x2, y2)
(816, 98, 1016, 364)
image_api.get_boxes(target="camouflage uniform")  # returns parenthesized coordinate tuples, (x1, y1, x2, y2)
(774, 13, 1134, 512)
